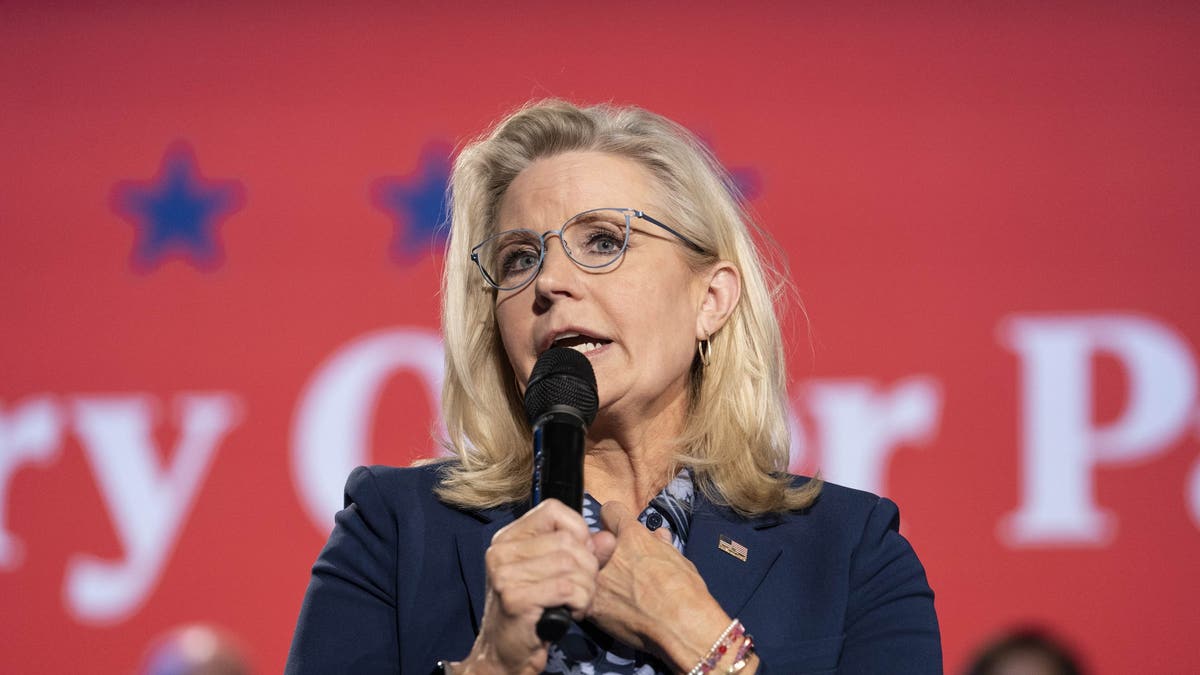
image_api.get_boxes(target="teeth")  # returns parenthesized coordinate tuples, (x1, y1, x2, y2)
(549, 332, 606, 355)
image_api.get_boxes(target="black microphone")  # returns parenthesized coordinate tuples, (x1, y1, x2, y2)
(523, 347, 598, 643)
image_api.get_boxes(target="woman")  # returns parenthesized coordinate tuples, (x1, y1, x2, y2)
(286, 101, 940, 674)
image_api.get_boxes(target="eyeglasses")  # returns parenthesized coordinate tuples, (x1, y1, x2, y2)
(470, 207, 705, 291)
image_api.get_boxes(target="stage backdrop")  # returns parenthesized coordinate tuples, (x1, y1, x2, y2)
(3, 3, 1198, 673)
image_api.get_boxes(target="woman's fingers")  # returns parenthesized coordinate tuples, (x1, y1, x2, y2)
(489, 543, 598, 596)
(591, 530, 617, 566)
(467, 501, 601, 673)
(652, 527, 673, 545)
(491, 556, 596, 614)
(495, 498, 592, 545)
(487, 527, 597, 571)
(598, 500, 635, 536)
(485, 502, 599, 618)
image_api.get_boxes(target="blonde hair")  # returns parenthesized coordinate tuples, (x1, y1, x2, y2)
(435, 100, 819, 515)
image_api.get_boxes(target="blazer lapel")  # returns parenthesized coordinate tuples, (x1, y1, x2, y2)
(685, 496, 783, 618)
(455, 504, 522, 632)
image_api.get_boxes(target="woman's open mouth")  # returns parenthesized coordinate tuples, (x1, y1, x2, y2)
(551, 332, 612, 355)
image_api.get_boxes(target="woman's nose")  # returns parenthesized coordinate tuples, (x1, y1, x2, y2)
(533, 234, 580, 301)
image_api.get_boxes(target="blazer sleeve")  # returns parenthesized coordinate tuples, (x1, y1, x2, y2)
(285, 466, 400, 675)
(838, 496, 941, 674)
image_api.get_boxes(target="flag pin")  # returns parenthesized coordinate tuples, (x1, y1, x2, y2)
(718, 534, 748, 562)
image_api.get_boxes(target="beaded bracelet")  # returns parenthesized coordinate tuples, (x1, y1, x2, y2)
(687, 619, 753, 675)
(725, 631, 756, 674)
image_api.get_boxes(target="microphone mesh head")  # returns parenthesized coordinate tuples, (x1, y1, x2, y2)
(523, 347, 599, 426)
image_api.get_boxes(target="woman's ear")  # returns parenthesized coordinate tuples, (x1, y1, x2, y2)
(696, 261, 741, 340)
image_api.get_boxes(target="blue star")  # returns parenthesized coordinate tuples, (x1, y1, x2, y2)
(371, 141, 451, 263)
(695, 133, 763, 203)
(111, 141, 245, 272)
(729, 166, 763, 203)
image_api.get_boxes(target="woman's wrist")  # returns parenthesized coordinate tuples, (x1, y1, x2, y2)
(450, 654, 505, 675)
(680, 617, 757, 675)
(454, 638, 508, 675)
(652, 602, 734, 673)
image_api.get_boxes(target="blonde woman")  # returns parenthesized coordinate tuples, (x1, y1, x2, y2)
(286, 101, 940, 674)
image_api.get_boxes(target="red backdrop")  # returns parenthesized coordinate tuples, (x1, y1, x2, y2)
(3, 3, 1198, 673)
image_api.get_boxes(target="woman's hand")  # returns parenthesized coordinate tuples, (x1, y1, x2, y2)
(460, 499, 599, 675)
(588, 502, 735, 672)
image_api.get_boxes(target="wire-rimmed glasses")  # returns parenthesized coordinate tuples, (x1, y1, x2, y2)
(470, 208, 705, 291)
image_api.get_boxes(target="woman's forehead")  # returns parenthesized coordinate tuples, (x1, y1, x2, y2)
(495, 151, 663, 229)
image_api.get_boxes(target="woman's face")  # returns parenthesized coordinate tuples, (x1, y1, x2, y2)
(493, 151, 707, 425)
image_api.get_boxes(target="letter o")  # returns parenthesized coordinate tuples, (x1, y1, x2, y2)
(290, 328, 445, 531)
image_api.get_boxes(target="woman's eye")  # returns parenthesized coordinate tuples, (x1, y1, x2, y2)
(500, 248, 539, 275)
(580, 227, 624, 256)
(592, 235, 620, 251)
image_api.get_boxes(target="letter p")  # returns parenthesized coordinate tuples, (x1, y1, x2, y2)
(999, 314, 1196, 546)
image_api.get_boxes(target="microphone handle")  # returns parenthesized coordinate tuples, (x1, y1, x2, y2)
(533, 415, 585, 510)
(536, 607, 572, 642)
(532, 414, 586, 643)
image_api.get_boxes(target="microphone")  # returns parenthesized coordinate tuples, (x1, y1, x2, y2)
(523, 347, 598, 643)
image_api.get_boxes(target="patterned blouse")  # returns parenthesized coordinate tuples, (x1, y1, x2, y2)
(543, 468, 695, 675)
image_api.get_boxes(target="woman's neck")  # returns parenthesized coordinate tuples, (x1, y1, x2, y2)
(582, 392, 689, 509)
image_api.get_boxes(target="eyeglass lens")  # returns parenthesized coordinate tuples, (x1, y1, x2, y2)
(478, 209, 629, 289)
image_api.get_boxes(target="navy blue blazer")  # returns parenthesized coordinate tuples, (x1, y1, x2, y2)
(285, 465, 940, 674)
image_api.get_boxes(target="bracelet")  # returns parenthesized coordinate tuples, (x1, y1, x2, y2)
(687, 618, 747, 675)
(725, 631, 755, 674)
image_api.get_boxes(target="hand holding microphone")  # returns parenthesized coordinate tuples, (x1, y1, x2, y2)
(462, 347, 599, 673)
(520, 351, 733, 669)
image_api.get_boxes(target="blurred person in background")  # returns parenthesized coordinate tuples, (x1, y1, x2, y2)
(138, 623, 251, 675)
(966, 627, 1085, 675)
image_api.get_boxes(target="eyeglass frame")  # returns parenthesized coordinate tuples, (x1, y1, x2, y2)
(469, 207, 707, 291)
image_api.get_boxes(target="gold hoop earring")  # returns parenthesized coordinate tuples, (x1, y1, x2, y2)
(697, 336, 712, 367)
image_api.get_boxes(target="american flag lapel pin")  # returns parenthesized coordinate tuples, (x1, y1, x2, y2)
(718, 534, 748, 562)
